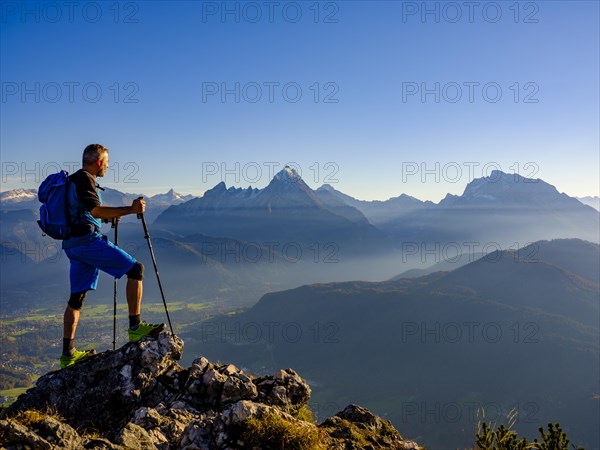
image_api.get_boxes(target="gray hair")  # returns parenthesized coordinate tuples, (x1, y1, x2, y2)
(82, 144, 108, 166)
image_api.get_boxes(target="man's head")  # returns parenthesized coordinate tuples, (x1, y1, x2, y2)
(82, 144, 109, 177)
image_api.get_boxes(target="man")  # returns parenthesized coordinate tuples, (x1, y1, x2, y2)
(60, 144, 165, 369)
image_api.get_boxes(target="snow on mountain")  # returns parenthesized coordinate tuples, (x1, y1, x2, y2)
(276, 165, 301, 180)
(171, 167, 321, 214)
(440, 169, 586, 210)
(0, 187, 195, 208)
(0, 188, 37, 203)
(150, 189, 195, 205)
(154, 167, 390, 253)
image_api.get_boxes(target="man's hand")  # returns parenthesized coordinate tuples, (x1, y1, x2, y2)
(131, 197, 146, 215)
(92, 205, 142, 220)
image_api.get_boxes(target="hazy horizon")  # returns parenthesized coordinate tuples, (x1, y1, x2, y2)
(1, 164, 599, 204)
(2, 1, 599, 202)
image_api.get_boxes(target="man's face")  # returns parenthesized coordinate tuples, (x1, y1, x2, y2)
(97, 153, 109, 177)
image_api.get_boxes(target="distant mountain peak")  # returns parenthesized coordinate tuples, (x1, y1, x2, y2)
(577, 196, 600, 211)
(317, 183, 335, 192)
(273, 165, 303, 183)
(263, 166, 313, 196)
(0, 188, 37, 203)
(459, 169, 560, 202)
(204, 181, 227, 195)
(148, 189, 196, 205)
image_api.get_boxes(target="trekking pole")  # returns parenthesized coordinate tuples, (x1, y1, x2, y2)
(112, 217, 119, 351)
(136, 197, 174, 335)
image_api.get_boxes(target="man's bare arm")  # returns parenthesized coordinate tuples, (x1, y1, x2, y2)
(90, 198, 145, 219)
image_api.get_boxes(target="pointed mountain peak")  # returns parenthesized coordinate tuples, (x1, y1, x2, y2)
(202, 181, 227, 197)
(273, 166, 303, 183)
(151, 188, 177, 199)
(317, 184, 335, 192)
(265, 166, 313, 193)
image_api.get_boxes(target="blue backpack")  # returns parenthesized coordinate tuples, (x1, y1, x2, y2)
(37, 170, 73, 239)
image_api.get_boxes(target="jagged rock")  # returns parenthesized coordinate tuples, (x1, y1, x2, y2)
(221, 371, 258, 404)
(5, 332, 184, 432)
(0, 419, 54, 449)
(130, 402, 202, 448)
(114, 422, 157, 449)
(183, 358, 259, 408)
(83, 437, 123, 449)
(0, 332, 423, 449)
(255, 368, 311, 413)
(321, 405, 422, 449)
(28, 416, 84, 449)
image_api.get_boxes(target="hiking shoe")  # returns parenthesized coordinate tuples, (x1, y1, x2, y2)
(128, 321, 166, 343)
(60, 349, 96, 369)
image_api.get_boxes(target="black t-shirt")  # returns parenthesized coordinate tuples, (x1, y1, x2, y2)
(70, 169, 101, 211)
(68, 169, 102, 236)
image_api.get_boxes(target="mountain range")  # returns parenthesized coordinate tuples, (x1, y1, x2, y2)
(2, 169, 598, 250)
(576, 195, 600, 211)
(154, 167, 391, 257)
(188, 238, 600, 449)
(321, 170, 599, 246)
(1, 170, 599, 448)
(1, 168, 598, 309)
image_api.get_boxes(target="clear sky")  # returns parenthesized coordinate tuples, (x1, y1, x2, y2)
(1, 0, 598, 202)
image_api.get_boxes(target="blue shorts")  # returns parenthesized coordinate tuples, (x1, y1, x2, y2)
(64, 234, 137, 293)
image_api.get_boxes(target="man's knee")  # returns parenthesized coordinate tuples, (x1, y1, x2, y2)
(126, 261, 144, 281)
(67, 291, 87, 310)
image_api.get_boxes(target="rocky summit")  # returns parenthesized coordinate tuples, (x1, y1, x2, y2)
(0, 332, 422, 449)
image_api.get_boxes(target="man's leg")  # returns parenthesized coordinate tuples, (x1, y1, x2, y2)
(61, 290, 96, 368)
(61, 250, 99, 368)
(63, 305, 79, 356)
(125, 262, 144, 329)
(62, 291, 88, 356)
(69, 236, 164, 341)
(64, 305, 80, 340)
(127, 278, 142, 316)
(124, 261, 165, 341)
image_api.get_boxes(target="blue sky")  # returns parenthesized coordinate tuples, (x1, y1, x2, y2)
(1, 0, 598, 201)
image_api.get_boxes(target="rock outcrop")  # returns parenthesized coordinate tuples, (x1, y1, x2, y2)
(0, 332, 422, 449)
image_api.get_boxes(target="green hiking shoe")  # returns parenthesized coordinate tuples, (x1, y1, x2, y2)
(128, 321, 166, 343)
(60, 349, 96, 369)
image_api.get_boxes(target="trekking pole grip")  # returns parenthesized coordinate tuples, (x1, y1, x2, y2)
(136, 196, 144, 220)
